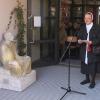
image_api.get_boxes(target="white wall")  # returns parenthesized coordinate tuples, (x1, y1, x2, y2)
(0, 0, 27, 41)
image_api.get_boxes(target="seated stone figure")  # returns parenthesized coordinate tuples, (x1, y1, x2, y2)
(0, 32, 31, 77)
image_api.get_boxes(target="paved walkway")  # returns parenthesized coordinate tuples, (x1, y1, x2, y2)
(0, 65, 100, 100)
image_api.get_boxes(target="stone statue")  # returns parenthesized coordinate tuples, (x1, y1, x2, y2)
(0, 32, 31, 77)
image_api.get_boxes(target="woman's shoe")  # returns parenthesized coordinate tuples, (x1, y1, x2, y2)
(89, 82, 95, 89)
(80, 79, 90, 85)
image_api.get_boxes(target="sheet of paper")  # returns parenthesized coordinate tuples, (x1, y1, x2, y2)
(34, 16, 41, 27)
(78, 40, 88, 43)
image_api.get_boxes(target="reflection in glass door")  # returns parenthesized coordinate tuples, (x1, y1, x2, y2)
(39, 0, 60, 67)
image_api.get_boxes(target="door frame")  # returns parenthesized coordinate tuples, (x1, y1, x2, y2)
(27, 0, 60, 67)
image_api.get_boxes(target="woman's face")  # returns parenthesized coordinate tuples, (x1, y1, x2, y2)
(84, 14, 93, 25)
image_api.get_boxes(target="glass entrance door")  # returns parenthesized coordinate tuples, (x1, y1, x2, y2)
(27, 0, 60, 67)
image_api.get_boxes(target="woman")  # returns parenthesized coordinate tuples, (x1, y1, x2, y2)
(78, 12, 100, 89)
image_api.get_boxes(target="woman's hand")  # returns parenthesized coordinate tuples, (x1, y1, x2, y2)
(85, 40, 92, 45)
(78, 39, 83, 44)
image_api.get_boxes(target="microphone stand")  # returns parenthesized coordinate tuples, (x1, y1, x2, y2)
(59, 36, 86, 100)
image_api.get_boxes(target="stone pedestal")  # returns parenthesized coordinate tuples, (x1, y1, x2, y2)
(0, 67, 36, 91)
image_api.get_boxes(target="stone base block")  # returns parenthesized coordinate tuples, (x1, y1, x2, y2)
(0, 68, 36, 91)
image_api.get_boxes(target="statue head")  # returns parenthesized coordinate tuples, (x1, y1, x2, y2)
(4, 32, 15, 42)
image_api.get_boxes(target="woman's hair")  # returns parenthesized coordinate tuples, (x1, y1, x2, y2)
(85, 12, 93, 20)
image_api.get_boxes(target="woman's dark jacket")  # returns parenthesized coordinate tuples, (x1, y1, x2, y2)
(78, 24, 100, 63)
